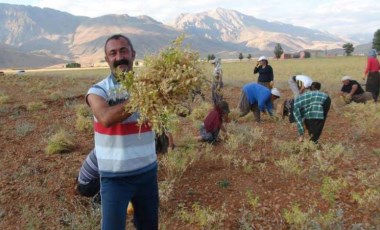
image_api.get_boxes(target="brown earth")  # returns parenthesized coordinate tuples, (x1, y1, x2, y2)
(0, 74, 379, 229)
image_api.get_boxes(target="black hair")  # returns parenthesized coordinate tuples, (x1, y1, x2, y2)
(104, 34, 135, 54)
(310, 82, 321, 91)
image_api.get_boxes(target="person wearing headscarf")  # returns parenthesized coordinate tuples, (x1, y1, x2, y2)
(211, 58, 224, 105)
(288, 75, 313, 97)
(340, 76, 373, 104)
(363, 49, 380, 102)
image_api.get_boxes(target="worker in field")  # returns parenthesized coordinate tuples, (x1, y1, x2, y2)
(292, 82, 330, 143)
(288, 74, 313, 97)
(76, 149, 134, 215)
(363, 49, 380, 102)
(211, 58, 224, 105)
(196, 100, 230, 144)
(254, 56, 274, 89)
(281, 74, 314, 123)
(238, 82, 281, 122)
(85, 34, 158, 230)
(340, 76, 373, 104)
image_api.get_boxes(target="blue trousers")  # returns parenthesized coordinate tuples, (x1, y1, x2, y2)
(100, 166, 159, 230)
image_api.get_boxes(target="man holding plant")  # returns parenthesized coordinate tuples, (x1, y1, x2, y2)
(86, 34, 158, 230)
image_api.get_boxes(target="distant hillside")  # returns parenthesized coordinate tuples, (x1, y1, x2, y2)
(0, 3, 367, 68)
(0, 43, 65, 69)
(173, 8, 348, 53)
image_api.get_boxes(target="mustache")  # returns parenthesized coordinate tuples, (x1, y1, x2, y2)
(113, 59, 130, 68)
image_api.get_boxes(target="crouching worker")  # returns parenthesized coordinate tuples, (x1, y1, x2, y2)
(238, 83, 281, 122)
(77, 149, 134, 214)
(77, 149, 100, 199)
(196, 100, 230, 144)
(340, 76, 373, 104)
(155, 132, 175, 154)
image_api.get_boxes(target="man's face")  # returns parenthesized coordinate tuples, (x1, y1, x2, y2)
(342, 80, 349, 85)
(105, 38, 135, 75)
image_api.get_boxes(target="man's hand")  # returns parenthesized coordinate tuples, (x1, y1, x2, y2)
(298, 135, 304, 142)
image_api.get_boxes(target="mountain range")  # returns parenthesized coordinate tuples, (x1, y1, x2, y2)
(0, 3, 369, 68)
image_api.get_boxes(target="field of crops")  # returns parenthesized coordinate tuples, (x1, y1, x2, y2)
(1, 56, 380, 229)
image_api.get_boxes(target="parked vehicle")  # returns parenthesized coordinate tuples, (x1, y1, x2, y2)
(16, 70, 26, 75)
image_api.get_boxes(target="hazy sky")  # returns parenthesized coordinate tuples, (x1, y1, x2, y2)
(2, 0, 379, 41)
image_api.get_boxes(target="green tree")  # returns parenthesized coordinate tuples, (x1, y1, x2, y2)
(247, 54, 252, 60)
(238, 52, 244, 61)
(274, 43, 284, 59)
(207, 54, 216, 61)
(304, 51, 311, 58)
(66, 62, 81, 68)
(372, 29, 380, 53)
(342, 43, 354, 56)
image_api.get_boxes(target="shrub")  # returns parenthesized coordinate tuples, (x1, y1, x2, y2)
(217, 179, 230, 188)
(177, 203, 227, 229)
(66, 62, 81, 68)
(75, 116, 93, 132)
(0, 93, 9, 104)
(15, 122, 36, 137)
(275, 154, 303, 175)
(246, 189, 260, 210)
(352, 188, 380, 210)
(45, 129, 75, 154)
(320, 176, 347, 205)
(26, 102, 47, 111)
(283, 204, 310, 229)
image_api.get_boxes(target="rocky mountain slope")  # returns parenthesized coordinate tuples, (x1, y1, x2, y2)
(0, 4, 355, 68)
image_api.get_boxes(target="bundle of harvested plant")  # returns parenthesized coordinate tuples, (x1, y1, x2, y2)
(117, 35, 207, 134)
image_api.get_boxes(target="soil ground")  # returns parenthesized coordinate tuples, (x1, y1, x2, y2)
(0, 74, 379, 229)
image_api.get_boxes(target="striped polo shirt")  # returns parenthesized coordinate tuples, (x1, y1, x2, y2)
(86, 74, 157, 178)
(78, 149, 99, 184)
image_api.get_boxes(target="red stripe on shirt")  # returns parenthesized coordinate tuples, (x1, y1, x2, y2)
(94, 121, 152, 135)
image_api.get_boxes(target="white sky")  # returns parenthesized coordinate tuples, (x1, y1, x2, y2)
(2, 0, 379, 40)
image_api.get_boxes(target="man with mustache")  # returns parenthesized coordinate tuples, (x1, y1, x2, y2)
(86, 34, 158, 230)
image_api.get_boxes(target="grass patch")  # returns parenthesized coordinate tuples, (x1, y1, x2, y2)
(320, 176, 347, 206)
(217, 179, 230, 188)
(27, 101, 48, 111)
(45, 129, 75, 154)
(177, 203, 227, 229)
(0, 94, 9, 104)
(15, 121, 36, 137)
